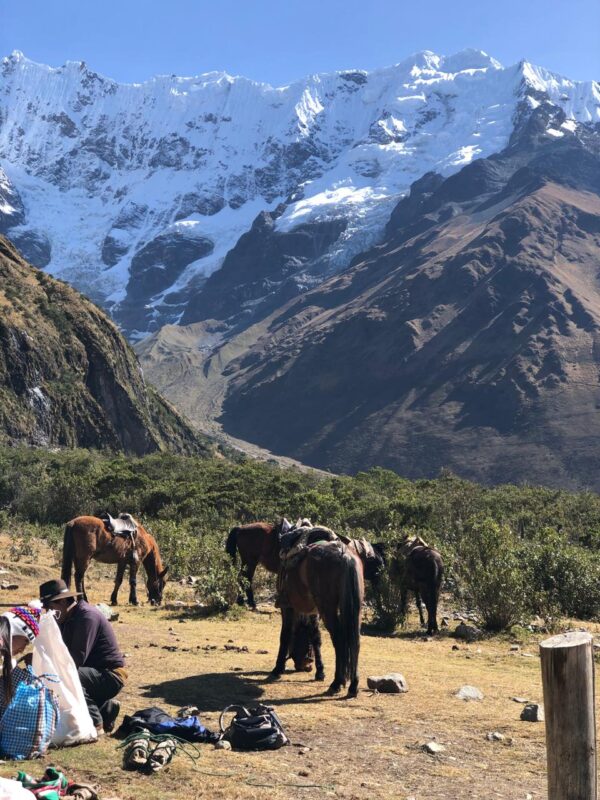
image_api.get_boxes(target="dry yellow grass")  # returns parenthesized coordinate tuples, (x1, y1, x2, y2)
(0, 537, 598, 800)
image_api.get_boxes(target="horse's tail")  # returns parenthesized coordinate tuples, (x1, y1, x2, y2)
(338, 551, 362, 684)
(61, 521, 76, 587)
(225, 527, 239, 563)
(434, 552, 444, 594)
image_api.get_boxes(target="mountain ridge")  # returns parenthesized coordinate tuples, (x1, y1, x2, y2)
(1, 49, 598, 338)
(0, 236, 209, 455)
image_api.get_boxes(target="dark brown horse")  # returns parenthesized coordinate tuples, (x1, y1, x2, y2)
(375, 536, 444, 634)
(61, 515, 169, 606)
(225, 519, 287, 608)
(272, 540, 364, 697)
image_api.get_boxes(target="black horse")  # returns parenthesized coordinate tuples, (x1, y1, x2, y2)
(373, 537, 444, 635)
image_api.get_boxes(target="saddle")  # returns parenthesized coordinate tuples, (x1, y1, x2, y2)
(101, 513, 139, 563)
(398, 535, 429, 557)
(279, 526, 337, 564)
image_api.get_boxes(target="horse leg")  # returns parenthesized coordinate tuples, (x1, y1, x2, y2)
(423, 586, 439, 635)
(323, 616, 343, 695)
(110, 561, 126, 606)
(309, 615, 325, 682)
(237, 559, 257, 608)
(74, 558, 90, 603)
(244, 561, 258, 610)
(271, 607, 294, 678)
(415, 589, 426, 628)
(128, 561, 140, 606)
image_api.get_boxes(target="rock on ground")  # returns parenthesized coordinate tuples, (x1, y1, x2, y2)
(367, 673, 409, 693)
(454, 622, 483, 642)
(455, 685, 484, 701)
(520, 703, 544, 722)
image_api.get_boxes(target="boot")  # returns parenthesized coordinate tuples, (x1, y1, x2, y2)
(147, 737, 177, 772)
(123, 731, 151, 770)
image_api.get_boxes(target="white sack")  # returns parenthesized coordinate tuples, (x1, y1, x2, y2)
(32, 612, 97, 746)
(0, 777, 36, 799)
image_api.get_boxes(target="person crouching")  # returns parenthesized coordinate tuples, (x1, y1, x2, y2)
(39, 579, 126, 734)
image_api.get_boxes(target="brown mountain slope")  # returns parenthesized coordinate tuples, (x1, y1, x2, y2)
(0, 237, 209, 455)
(213, 126, 600, 487)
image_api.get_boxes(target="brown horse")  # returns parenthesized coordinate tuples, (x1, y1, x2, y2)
(225, 519, 287, 608)
(374, 536, 444, 634)
(61, 516, 169, 606)
(272, 539, 364, 697)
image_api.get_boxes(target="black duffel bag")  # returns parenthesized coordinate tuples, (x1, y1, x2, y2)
(219, 703, 289, 751)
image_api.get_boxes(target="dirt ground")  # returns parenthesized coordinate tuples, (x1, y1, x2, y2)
(0, 537, 598, 800)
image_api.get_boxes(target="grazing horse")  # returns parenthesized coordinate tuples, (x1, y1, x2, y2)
(375, 536, 444, 635)
(272, 539, 364, 697)
(61, 516, 169, 606)
(225, 518, 291, 608)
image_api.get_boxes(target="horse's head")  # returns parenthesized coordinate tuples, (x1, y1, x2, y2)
(360, 539, 386, 583)
(147, 566, 169, 606)
(288, 617, 314, 672)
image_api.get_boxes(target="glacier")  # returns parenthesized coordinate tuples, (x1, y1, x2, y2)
(0, 47, 598, 337)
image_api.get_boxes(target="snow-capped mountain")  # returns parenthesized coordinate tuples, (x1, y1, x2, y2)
(0, 48, 598, 338)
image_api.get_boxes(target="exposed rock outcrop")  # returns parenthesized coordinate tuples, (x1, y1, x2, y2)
(0, 236, 209, 455)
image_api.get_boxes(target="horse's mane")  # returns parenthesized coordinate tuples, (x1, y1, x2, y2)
(138, 522, 164, 574)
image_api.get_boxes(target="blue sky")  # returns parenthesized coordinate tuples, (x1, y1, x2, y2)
(1, 0, 598, 85)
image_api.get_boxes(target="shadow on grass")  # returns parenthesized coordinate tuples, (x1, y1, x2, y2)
(141, 670, 349, 710)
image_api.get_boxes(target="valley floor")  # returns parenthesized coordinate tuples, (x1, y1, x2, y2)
(0, 540, 598, 800)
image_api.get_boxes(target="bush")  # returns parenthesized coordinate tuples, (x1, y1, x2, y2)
(524, 530, 600, 620)
(367, 570, 406, 631)
(192, 536, 240, 612)
(455, 519, 527, 631)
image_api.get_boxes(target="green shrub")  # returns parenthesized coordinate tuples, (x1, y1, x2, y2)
(191, 536, 240, 612)
(524, 530, 600, 620)
(455, 519, 527, 631)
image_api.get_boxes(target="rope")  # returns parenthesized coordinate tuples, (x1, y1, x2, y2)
(116, 732, 336, 789)
(245, 778, 335, 789)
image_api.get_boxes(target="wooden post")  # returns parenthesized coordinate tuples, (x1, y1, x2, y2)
(540, 631, 597, 800)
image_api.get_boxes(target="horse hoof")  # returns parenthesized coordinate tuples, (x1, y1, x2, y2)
(326, 682, 341, 696)
(110, 600, 118, 607)
(315, 671, 325, 682)
(129, 601, 139, 606)
(346, 687, 359, 699)
(267, 670, 283, 682)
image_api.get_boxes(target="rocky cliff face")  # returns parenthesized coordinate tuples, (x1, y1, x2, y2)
(1, 50, 598, 338)
(0, 237, 208, 455)
(141, 112, 600, 488)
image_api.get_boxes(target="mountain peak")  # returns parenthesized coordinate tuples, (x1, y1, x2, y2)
(399, 48, 502, 77)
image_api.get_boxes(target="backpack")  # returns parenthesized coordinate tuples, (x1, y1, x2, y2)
(0, 669, 59, 760)
(219, 704, 289, 751)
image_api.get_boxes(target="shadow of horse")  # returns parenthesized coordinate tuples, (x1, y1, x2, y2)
(140, 670, 344, 711)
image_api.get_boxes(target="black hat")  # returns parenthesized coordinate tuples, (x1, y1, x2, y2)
(39, 579, 82, 606)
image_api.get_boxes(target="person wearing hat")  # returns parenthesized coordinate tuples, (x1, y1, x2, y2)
(0, 604, 41, 716)
(39, 579, 126, 734)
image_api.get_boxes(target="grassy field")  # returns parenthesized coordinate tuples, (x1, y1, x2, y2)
(0, 537, 598, 800)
